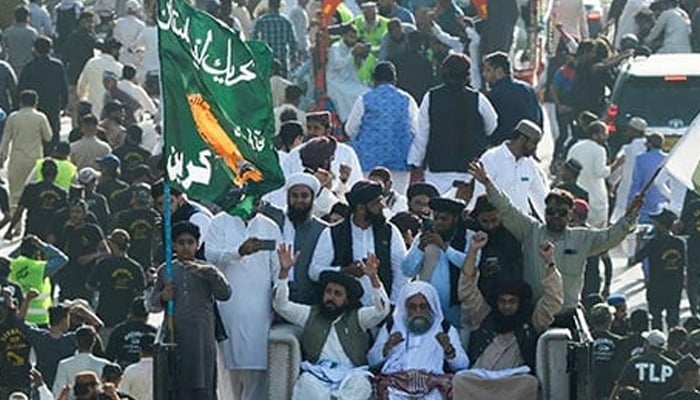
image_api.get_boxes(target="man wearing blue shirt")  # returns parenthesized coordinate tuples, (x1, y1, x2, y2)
(402, 197, 472, 328)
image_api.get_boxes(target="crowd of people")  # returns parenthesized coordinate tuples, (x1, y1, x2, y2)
(0, 0, 698, 399)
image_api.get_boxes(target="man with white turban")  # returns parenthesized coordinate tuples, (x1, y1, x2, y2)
(368, 281, 469, 399)
(260, 172, 335, 305)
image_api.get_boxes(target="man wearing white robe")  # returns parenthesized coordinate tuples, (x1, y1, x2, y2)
(610, 117, 648, 224)
(566, 122, 622, 227)
(614, 0, 651, 49)
(368, 281, 469, 400)
(273, 248, 390, 400)
(204, 211, 282, 400)
(326, 24, 369, 122)
(472, 119, 549, 220)
(309, 180, 409, 305)
(264, 111, 362, 211)
(112, 0, 146, 67)
(76, 39, 123, 119)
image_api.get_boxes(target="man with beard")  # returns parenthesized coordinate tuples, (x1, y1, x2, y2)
(468, 161, 642, 321)
(311, 180, 407, 305)
(369, 281, 469, 400)
(472, 119, 549, 220)
(467, 195, 523, 299)
(204, 197, 282, 400)
(453, 231, 563, 399)
(402, 197, 472, 328)
(273, 246, 390, 400)
(260, 173, 334, 305)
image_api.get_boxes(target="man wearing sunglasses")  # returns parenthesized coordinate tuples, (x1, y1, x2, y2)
(469, 161, 643, 321)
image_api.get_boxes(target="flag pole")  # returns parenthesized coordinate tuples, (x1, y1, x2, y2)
(163, 181, 175, 341)
(156, 0, 175, 342)
(639, 164, 664, 197)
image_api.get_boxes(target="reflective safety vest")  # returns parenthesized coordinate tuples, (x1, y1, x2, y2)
(9, 256, 52, 325)
(35, 158, 78, 192)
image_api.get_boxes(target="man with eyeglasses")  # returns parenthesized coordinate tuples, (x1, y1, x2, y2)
(369, 281, 469, 399)
(402, 197, 473, 328)
(469, 161, 642, 319)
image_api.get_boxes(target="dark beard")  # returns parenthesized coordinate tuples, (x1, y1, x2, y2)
(320, 301, 346, 320)
(492, 311, 526, 334)
(367, 210, 385, 226)
(287, 204, 311, 225)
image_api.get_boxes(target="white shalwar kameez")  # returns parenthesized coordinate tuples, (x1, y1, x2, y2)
(567, 139, 610, 227)
(611, 137, 646, 223)
(326, 40, 369, 122)
(308, 221, 408, 306)
(113, 15, 146, 67)
(272, 277, 391, 400)
(367, 282, 469, 400)
(472, 142, 549, 220)
(264, 141, 364, 208)
(204, 212, 281, 400)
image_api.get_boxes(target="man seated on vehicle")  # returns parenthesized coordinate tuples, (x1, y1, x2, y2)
(368, 281, 469, 399)
(273, 245, 390, 400)
(452, 231, 564, 400)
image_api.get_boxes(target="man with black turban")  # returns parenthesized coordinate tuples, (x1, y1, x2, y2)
(274, 244, 390, 400)
(453, 231, 563, 399)
(310, 180, 408, 305)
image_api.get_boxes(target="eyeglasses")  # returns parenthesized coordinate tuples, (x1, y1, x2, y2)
(545, 207, 569, 217)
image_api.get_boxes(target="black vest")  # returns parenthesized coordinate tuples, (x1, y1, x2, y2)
(426, 84, 485, 172)
(330, 219, 394, 297)
(468, 312, 539, 372)
(261, 203, 328, 305)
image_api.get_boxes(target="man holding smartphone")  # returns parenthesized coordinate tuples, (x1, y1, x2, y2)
(402, 197, 472, 328)
(204, 204, 282, 400)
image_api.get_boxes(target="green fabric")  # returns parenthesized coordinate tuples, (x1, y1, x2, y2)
(157, 0, 283, 217)
(693, 160, 700, 194)
(9, 256, 51, 325)
(35, 159, 77, 192)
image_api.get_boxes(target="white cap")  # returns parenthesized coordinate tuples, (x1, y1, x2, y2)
(285, 172, 320, 195)
(78, 167, 101, 184)
(628, 117, 648, 132)
(642, 329, 667, 348)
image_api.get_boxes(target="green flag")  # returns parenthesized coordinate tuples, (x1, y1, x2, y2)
(157, 0, 283, 217)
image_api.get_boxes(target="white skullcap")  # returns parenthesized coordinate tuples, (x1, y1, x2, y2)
(285, 172, 320, 194)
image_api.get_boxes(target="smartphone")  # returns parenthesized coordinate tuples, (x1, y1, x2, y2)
(422, 218, 434, 232)
(259, 239, 276, 251)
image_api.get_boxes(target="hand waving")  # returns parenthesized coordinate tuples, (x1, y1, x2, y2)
(277, 243, 300, 279)
(467, 161, 490, 185)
